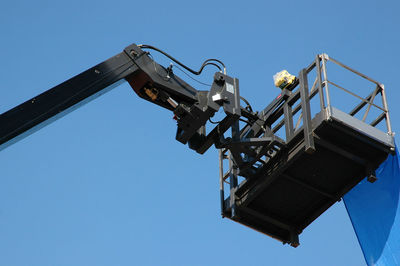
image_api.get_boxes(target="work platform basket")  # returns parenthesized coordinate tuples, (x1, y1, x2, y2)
(219, 54, 395, 247)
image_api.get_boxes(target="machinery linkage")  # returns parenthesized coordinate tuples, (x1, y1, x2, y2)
(0, 44, 394, 247)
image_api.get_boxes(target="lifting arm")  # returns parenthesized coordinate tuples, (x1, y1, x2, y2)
(4, 43, 389, 247)
(0, 44, 242, 153)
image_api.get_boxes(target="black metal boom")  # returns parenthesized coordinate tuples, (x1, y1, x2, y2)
(0, 50, 138, 151)
(0, 44, 241, 154)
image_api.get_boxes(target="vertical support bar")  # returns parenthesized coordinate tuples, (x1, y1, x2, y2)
(218, 149, 225, 217)
(299, 68, 316, 153)
(229, 151, 238, 217)
(229, 120, 240, 217)
(283, 103, 294, 141)
(321, 54, 332, 109)
(315, 55, 326, 111)
(380, 84, 393, 135)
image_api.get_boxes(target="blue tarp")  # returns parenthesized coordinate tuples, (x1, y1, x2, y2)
(344, 147, 400, 266)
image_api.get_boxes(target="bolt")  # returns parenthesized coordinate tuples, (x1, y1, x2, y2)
(130, 49, 137, 57)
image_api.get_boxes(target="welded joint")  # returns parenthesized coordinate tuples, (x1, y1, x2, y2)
(320, 53, 329, 60)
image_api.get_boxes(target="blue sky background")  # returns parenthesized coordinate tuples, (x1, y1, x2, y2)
(0, 1, 399, 265)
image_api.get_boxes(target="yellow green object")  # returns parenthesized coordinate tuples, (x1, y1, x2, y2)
(273, 70, 296, 89)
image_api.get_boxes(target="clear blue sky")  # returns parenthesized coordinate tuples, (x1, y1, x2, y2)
(0, 1, 399, 265)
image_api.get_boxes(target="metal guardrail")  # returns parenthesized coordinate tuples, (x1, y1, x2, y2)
(218, 53, 394, 217)
(269, 54, 393, 147)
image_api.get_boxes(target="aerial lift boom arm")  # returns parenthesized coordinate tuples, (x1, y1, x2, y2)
(0, 44, 242, 153)
(0, 44, 394, 247)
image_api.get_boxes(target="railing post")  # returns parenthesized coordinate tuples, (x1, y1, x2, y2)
(321, 54, 332, 111)
(380, 84, 393, 136)
(284, 103, 294, 141)
(299, 68, 316, 153)
(219, 149, 225, 217)
(315, 55, 326, 111)
(229, 120, 240, 217)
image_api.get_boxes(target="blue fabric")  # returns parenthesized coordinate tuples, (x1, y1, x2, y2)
(344, 147, 400, 266)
